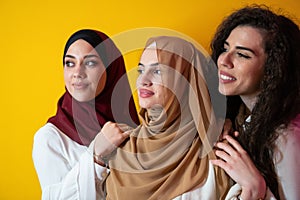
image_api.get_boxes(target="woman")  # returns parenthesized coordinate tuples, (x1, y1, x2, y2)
(94, 36, 229, 199)
(210, 5, 300, 199)
(32, 29, 139, 199)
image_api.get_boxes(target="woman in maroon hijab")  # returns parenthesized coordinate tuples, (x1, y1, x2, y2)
(32, 29, 139, 199)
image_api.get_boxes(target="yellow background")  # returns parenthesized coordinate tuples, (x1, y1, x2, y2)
(0, 0, 298, 199)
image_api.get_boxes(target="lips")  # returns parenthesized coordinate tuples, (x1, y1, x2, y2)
(219, 70, 236, 83)
(139, 88, 154, 98)
(72, 82, 88, 89)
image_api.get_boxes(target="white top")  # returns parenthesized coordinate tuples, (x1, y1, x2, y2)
(33, 123, 222, 200)
(225, 114, 300, 200)
(32, 123, 108, 200)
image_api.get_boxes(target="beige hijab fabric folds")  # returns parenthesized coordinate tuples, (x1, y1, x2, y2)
(106, 36, 229, 199)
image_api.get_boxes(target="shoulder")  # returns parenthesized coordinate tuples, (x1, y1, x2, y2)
(275, 114, 300, 161)
(278, 114, 300, 145)
(289, 114, 300, 131)
(33, 123, 86, 153)
(34, 123, 62, 140)
(33, 123, 66, 149)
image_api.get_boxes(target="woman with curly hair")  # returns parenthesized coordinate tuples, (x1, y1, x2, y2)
(210, 5, 300, 200)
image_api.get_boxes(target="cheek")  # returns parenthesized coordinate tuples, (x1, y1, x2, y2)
(242, 67, 264, 93)
(216, 56, 222, 68)
(250, 74, 263, 89)
(63, 70, 71, 87)
(248, 65, 264, 84)
(155, 86, 173, 104)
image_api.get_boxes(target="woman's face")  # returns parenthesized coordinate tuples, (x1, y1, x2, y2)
(64, 39, 107, 102)
(217, 26, 267, 98)
(136, 48, 173, 109)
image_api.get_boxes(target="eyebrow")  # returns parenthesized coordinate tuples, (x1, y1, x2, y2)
(224, 41, 255, 54)
(138, 62, 159, 67)
(84, 54, 100, 59)
(64, 54, 100, 59)
(65, 55, 75, 59)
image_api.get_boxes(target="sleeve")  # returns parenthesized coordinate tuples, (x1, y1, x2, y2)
(275, 123, 300, 199)
(224, 184, 277, 200)
(32, 124, 108, 200)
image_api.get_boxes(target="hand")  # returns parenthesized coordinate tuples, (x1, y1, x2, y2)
(94, 122, 132, 158)
(211, 135, 266, 199)
(101, 122, 132, 148)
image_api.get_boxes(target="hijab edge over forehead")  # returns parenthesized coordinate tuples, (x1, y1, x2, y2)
(63, 29, 110, 67)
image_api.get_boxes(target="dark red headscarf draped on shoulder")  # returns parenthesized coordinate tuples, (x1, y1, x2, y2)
(48, 29, 139, 146)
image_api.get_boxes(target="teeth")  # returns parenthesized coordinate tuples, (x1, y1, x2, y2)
(220, 74, 235, 81)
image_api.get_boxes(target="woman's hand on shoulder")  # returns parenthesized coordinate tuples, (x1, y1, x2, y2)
(100, 122, 132, 147)
(94, 122, 132, 164)
(211, 135, 266, 200)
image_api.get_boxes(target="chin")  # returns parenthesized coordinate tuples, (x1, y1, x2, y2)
(218, 86, 234, 96)
(72, 94, 95, 102)
(139, 104, 150, 110)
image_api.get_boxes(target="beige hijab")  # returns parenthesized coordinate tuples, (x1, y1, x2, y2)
(106, 36, 229, 199)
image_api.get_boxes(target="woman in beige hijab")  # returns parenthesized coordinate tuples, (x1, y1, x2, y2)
(94, 36, 229, 199)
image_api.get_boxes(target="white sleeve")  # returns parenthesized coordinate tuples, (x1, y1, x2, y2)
(32, 123, 108, 200)
(224, 184, 276, 200)
(275, 121, 300, 200)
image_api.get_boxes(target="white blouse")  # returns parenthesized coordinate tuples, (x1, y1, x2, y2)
(33, 123, 222, 200)
(32, 123, 108, 200)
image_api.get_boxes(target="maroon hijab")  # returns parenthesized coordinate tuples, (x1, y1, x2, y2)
(48, 29, 139, 146)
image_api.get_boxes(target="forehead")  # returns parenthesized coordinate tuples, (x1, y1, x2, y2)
(227, 26, 265, 50)
(140, 47, 159, 65)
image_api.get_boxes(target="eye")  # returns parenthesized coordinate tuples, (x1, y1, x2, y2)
(153, 69, 161, 75)
(64, 60, 75, 67)
(237, 52, 251, 59)
(137, 69, 144, 74)
(137, 65, 145, 74)
(85, 60, 98, 67)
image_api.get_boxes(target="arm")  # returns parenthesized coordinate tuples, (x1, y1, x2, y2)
(32, 123, 107, 200)
(211, 135, 266, 200)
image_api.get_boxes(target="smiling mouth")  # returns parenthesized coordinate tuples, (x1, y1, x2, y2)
(220, 74, 236, 81)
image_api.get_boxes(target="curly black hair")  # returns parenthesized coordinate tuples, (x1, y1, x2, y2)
(210, 5, 300, 198)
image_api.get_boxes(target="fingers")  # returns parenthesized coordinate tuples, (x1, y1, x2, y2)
(222, 135, 244, 152)
(104, 122, 133, 135)
(102, 122, 132, 147)
(233, 131, 239, 137)
(214, 148, 232, 162)
(210, 159, 232, 173)
(118, 123, 133, 132)
(214, 135, 245, 163)
(210, 159, 225, 168)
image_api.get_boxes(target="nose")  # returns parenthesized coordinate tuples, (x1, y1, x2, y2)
(137, 73, 153, 87)
(218, 52, 233, 69)
(73, 63, 86, 79)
